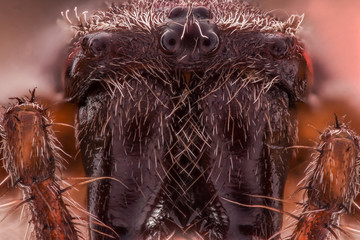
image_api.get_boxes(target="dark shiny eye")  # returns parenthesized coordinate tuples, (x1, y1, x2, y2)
(168, 6, 186, 19)
(268, 37, 289, 58)
(200, 32, 219, 54)
(160, 30, 180, 53)
(81, 32, 112, 57)
(193, 6, 213, 19)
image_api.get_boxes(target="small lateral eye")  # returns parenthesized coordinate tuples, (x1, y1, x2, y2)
(160, 30, 180, 54)
(81, 32, 112, 57)
(268, 37, 289, 58)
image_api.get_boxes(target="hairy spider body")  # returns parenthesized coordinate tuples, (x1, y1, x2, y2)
(63, 1, 310, 239)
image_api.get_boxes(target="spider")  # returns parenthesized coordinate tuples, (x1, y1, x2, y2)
(0, 1, 359, 240)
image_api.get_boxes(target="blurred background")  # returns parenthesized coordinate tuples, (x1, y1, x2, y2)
(0, 0, 359, 239)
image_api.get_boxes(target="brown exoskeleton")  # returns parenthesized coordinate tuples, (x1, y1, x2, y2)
(1, 1, 359, 240)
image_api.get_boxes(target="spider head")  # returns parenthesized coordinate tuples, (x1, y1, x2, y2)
(64, 2, 311, 104)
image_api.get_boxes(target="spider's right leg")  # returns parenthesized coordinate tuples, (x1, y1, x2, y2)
(0, 91, 79, 240)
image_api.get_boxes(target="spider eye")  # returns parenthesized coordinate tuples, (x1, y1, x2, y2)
(268, 37, 289, 58)
(200, 32, 219, 54)
(81, 32, 112, 57)
(192, 6, 213, 19)
(160, 30, 180, 54)
(168, 6, 186, 19)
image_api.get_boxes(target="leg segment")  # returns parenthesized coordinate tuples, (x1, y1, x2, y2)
(291, 119, 360, 239)
(0, 91, 78, 240)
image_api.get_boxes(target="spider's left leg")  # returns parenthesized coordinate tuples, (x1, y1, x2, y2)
(291, 119, 360, 239)
(0, 91, 79, 240)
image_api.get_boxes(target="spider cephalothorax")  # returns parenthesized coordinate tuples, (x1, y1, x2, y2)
(64, 1, 311, 239)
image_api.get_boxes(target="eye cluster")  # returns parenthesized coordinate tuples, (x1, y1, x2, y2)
(160, 6, 219, 56)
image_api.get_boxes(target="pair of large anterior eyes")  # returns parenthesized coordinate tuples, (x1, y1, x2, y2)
(160, 6, 219, 54)
(160, 30, 219, 54)
(79, 31, 294, 59)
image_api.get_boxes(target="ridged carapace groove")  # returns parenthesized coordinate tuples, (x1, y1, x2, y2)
(64, 1, 311, 239)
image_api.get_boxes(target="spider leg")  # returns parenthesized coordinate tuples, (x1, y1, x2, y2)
(0, 92, 79, 240)
(291, 119, 360, 239)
